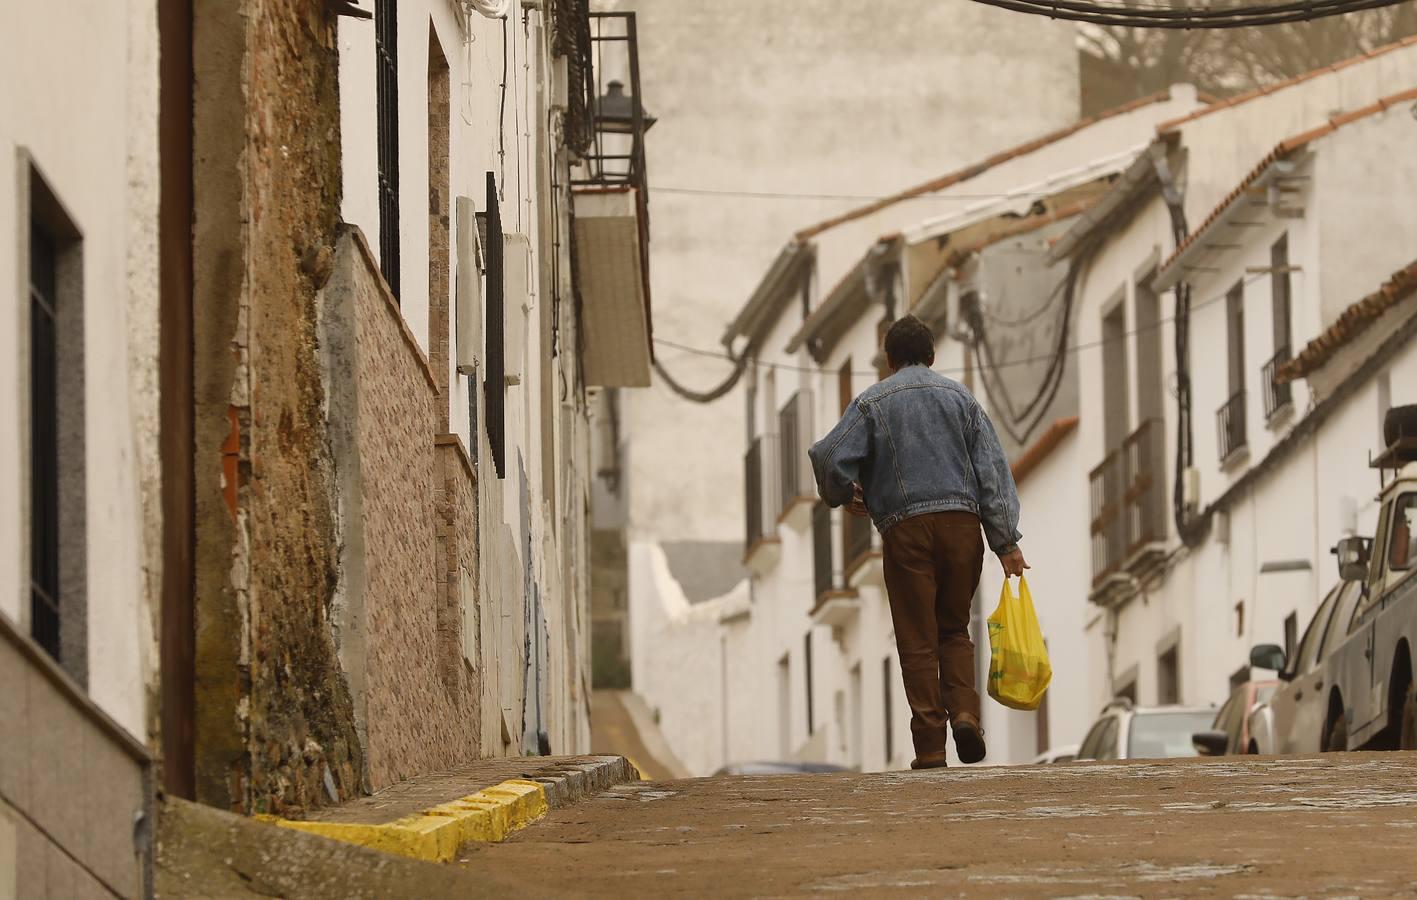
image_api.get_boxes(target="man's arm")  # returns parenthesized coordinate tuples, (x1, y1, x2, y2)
(808, 401, 870, 509)
(967, 401, 1023, 558)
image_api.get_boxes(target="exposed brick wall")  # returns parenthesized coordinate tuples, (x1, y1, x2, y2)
(344, 233, 481, 790)
(427, 35, 452, 432)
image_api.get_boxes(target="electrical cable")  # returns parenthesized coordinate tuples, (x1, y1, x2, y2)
(651, 185, 1073, 202)
(497, 16, 508, 197)
(965, 0, 1411, 28)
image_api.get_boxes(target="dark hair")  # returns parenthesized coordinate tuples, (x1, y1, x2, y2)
(883, 315, 935, 368)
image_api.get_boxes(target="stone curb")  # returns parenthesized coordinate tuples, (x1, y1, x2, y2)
(259, 755, 640, 863)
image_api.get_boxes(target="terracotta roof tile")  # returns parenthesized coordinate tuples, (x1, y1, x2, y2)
(793, 91, 1186, 242)
(1154, 34, 1417, 134)
(1158, 85, 1417, 278)
(1278, 260, 1417, 383)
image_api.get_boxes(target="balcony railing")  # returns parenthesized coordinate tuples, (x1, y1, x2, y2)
(1262, 345, 1293, 421)
(744, 434, 780, 552)
(1089, 449, 1126, 585)
(844, 508, 874, 576)
(812, 501, 834, 602)
(1122, 418, 1166, 554)
(1217, 390, 1248, 463)
(1091, 419, 1166, 586)
(778, 390, 815, 517)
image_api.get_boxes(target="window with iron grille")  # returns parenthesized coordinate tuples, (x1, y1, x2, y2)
(484, 172, 506, 479)
(30, 222, 60, 662)
(375, 0, 400, 300)
(26, 164, 86, 683)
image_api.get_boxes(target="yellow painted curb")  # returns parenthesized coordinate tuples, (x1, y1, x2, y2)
(260, 777, 550, 863)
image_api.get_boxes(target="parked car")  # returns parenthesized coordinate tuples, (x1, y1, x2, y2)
(1032, 744, 1079, 764)
(1251, 408, 1417, 753)
(1248, 580, 1363, 754)
(1192, 679, 1278, 756)
(1075, 699, 1217, 761)
(712, 761, 852, 776)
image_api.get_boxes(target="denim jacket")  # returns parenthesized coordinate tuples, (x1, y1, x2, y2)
(807, 364, 1022, 554)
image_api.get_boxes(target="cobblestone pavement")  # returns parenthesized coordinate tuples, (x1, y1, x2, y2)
(458, 752, 1417, 897)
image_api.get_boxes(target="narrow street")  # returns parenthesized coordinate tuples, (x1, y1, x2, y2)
(458, 753, 1417, 897)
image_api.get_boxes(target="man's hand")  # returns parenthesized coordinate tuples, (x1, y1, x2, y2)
(848, 483, 869, 518)
(999, 547, 1029, 578)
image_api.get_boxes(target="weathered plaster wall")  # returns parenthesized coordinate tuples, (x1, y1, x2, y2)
(192, 0, 362, 814)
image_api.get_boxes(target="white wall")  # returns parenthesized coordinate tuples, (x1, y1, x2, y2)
(339, 2, 592, 754)
(0, 0, 161, 739)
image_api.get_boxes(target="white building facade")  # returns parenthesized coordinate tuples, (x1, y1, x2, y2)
(1055, 39, 1417, 719)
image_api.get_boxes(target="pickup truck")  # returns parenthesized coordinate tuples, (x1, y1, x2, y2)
(1251, 407, 1417, 752)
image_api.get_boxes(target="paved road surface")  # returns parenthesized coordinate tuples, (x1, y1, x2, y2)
(460, 752, 1417, 897)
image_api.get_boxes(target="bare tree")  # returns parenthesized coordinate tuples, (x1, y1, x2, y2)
(1079, 3, 1417, 114)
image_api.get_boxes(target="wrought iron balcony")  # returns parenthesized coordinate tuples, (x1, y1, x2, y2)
(812, 501, 834, 603)
(843, 507, 873, 576)
(1090, 418, 1166, 587)
(1262, 345, 1293, 421)
(778, 390, 815, 518)
(1089, 448, 1126, 586)
(1217, 390, 1248, 463)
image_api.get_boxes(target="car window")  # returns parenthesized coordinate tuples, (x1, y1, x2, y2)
(1319, 582, 1363, 659)
(1212, 689, 1241, 734)
(1128, 711, 1216, 758)
(1077, 718, 1108, 759)
(1096, 717, 1121, 761)
(1295, 586, 1340, 674)
(1370, 503, 1394, 592)
(1388, 494, 1416, 572)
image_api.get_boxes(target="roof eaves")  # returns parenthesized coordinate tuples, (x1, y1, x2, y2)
(1155, 84, 1417, 287)
(1154, 34, 1417, 135)
(1047, 141, 1167, 263)
(1279, 259, 1417, 383)
(784, 255, 872, 355)
(721, 241, 814, 347)
(793, 89, 1185, 243)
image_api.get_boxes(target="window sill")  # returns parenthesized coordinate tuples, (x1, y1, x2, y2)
(1220, 445, 1251, 474)
(1265, 401, 1294, 430)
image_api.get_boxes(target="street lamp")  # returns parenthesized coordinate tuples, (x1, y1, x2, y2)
(594, 80, 656, 134)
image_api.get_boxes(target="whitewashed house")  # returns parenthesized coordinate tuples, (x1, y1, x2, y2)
(1050, 38, 1417, 717)
(631, 90, 1214, 772)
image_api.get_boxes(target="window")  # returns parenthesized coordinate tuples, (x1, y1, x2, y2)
(1101, 301, 1130, 449)
(1078, 717, 1110, 759)
(1128, 710, 1214, 758)
(26, 165, 86, 681)
(1095, 717, 1121, 760)
(1270, 235, 1292, 351)
(483, 173, 506, 478)
(1294, 586, 1341, 675)
(1135, 278, 1163, 426)
(778, 654, 791, 757)
(1319, 582, 1364, 660)
(1157, 644, 1180, 705)
(1388, 494, 1416, 572)
(1229, 666, 1250, 692)
(1283, 612, 1298, 663)
(1234, 600, 1245, 638)
(375, 0, 401, 300)
(1219, 281, 1248, 458)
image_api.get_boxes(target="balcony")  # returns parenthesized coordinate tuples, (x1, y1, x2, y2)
(1217, 390, 1248, 466)
(572, 11, 654, 388)
(842, 507, 880, 587)
(1090, 418, 1167, 595)
(744, 434, 781, 571)
(777, 390, 815, 527)
(1262, 345, 1293, 423)
(811, 501, 859, 628)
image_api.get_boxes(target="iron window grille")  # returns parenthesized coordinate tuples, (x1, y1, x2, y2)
(375, 0, 400, 300)
(30, 223, 60, 662)
(1263, 344, 1293, 421)
(1217, 390, 1248, 462)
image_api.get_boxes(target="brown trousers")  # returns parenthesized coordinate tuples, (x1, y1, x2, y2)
(881, 510, 985, 757)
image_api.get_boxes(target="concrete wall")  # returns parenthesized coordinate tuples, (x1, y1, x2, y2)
(0, 0, 161, 741)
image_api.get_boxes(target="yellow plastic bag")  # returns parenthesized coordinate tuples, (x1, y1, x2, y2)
(987, 575, 1052, 711)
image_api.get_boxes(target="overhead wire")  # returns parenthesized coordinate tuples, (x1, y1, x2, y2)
(966, 0, 1412, 28)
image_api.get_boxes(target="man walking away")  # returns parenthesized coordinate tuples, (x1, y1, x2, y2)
(808, 315, 1027, 769)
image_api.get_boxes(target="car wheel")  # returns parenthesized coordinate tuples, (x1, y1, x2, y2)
(1325, 710, 1348, 753)
(1401, 682, 1417, 751)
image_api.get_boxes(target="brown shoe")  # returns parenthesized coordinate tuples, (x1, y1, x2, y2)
(952, 715, 987, 764)
(910, 751, 948, 770)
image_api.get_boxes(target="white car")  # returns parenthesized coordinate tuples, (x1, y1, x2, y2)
(1032, 744, 1079, 764)
(1076, 699, 1217, 760)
